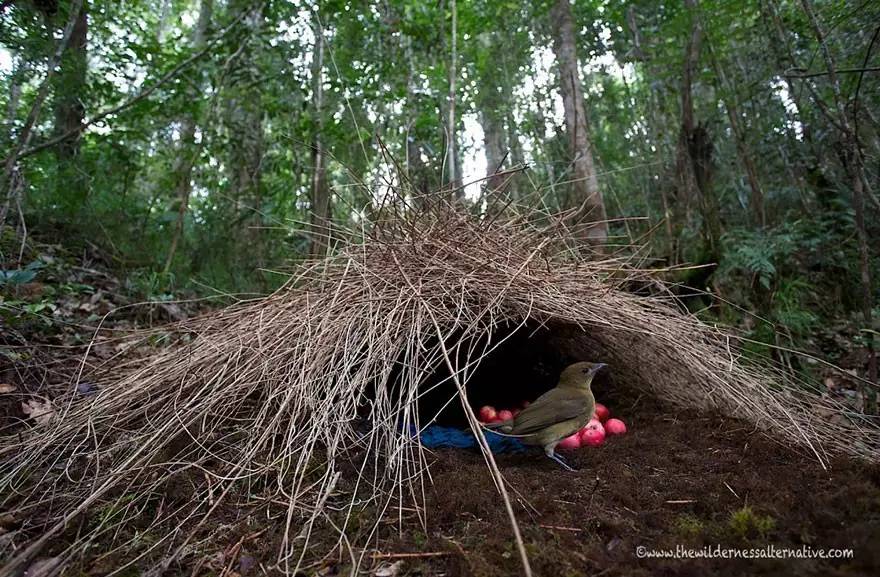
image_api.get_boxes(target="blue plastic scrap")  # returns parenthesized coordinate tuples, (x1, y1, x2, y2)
(414, 424, 526, 453)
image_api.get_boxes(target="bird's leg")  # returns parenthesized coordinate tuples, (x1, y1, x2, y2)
(544, 445, 577, 472)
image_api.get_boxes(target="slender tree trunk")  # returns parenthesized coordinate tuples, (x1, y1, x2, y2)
(481, 109, 506, 194)
(224, 2, 265, 274)
(477, 35, 509, 205)
(761, 0, 817, 200)
(1, 0, 83, 232)
(157, 0, 172, 42)
(405, 129, 428, 199)
(799, 0, 877, 394)
(405, 118, 428, 202)
(550, 0, 608, 245)
(676, 0, 700, 211)
(164, 0, 213, 273)
(54, 0, 88, 201)
(447, 0, 460, 198)
(761, 2, 805, 122)
(3, 59, 28, 148)
(309, 16, 330, 257)
(625, 5, 646, 61)
(677, 0, 721, 259)
(723, 98, 766, 227)
(500, 53, 523, 200)
(505, 110, 524, 200)
(705, 38, 766, 226)
(454, 146, 463, 199)
(404, 36, 428, 202)
(628, 10, 676, 257)
(648, 83, 676, 258)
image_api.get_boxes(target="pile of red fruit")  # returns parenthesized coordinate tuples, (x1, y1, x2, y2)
(477, 402, 528, 424)
(477, 401, 627, 449)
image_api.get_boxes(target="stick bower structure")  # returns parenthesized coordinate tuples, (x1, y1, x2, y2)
(1, 207, 876, 575)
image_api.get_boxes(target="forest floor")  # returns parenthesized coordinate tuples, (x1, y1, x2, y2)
(363, 402, 880, 577)
(5, 396, 879, 576)
(2, 246, 879, 576)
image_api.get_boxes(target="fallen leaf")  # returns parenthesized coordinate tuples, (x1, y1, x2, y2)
(159, 302, 187, 321)
(606, 536, 623, 552)
(238, 554, 255, 574)
(0, 383, 16, 394)
(21, 397, 55, 426)
(0, 512, 17, 529)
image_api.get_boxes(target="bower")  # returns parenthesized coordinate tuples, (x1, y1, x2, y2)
(1, 207, 873, 576)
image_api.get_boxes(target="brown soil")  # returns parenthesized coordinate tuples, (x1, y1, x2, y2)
(358, 399, 880, 577)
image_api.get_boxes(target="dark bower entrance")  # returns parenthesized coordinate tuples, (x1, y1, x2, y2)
(406, 319, 617, 427)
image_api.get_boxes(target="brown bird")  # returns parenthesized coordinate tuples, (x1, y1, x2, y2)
(485, 361, 605, 471)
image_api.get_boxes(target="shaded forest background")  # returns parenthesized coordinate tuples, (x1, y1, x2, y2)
(0, 0, 878, 388)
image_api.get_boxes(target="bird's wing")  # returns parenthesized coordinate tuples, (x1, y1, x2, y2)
(509, 388, 591, 435)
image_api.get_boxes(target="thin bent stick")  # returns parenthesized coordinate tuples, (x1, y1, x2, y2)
(425, 309, 534, 577)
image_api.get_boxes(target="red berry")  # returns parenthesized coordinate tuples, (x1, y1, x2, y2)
(478, 406, 497, 423)
(594, 403, 610, 422)
(586, 418, 605, 435)
(604, 418, 627, 435)
(580, 427, 606, 447)
(558, 433, 581, 450)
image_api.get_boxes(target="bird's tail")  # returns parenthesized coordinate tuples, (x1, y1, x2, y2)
(481, 420, 514, 434)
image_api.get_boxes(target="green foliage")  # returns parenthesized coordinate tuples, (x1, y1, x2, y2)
(727, 506, 776, 540)
(674, 514, 706, 537)
(0, 260, 44, 286)
(773, 278, 819, 336)
(714, 199, 875, 353)
(124, 270, 177, 301)
(719, 228, 789, 291)
(0, 0, 876, 348)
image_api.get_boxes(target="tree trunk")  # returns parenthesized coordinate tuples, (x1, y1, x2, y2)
(550, 0, 608, 245)
(481, 108, 506, 195)
(404, 36, 429, 202)
(761, 0, 817, 201)
(164, 0, 213, 273)
(677, 0, 721, 259)
(54, 0, 88, 200)
(308, 16, 330, 257)
(625, 5, 646, 61)
(447, 0, 460, 197)
(4, 58, 28, 149)
(454, 145, 464, 200)
(477, 34, 509, 205)
(157, 0, 172, 42)
(225, 2, 265, 272)
(762, 0, 811, 145)
(648, 82, 676, 258)
(628, 11, 676, 258)
(799, 0, 877, 396)
(501, 54, 523, 200)
(1, 0, 83, 233)
(705, 38, 766, 226)
(676, 0, 700, 211)
(505, 109, 524, 200)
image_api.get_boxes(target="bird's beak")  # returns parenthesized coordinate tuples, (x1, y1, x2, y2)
(591, 363, 607, 376)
